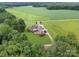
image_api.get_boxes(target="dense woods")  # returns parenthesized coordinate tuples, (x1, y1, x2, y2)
(0, 3, 79, 57)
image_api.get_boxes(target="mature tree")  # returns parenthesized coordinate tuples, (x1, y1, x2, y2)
(17, 19, 26, 32)
(0, 23, 12, 44)
(12, 19, 26, 32)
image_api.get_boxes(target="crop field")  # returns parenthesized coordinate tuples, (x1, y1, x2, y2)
(6, 6, 79, 46)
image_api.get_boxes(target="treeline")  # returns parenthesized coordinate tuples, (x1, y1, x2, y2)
(32, 2, 79, 10)
(46, 3, 79, 10)
(1, 2, 79, 11)
(0, 2, 34, 8)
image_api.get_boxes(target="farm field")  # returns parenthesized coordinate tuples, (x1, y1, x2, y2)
(6, 6, 79, 46)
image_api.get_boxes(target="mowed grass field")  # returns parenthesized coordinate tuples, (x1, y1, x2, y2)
(6, 6, 79, 46)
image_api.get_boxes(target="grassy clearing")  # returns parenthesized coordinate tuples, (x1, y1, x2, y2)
(6, 6, 79, 46)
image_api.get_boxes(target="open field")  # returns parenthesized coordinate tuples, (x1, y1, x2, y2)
(6, 6, 79, 46)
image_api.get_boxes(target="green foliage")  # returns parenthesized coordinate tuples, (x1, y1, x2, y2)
(0, 8, 32, 57)
(0, 32, 33, 57)
(46, 4, 79, 10)
(0, 8, 5, 13)
(16, 19, 26, 32)
(4, 18, 26, 32)
(54, 33, 78, 57)
(4, 19, 14, 26)
(0, 23, 12, 44)
(12, 19, 26, 32)
(0, 23, 12, 34)
(31, 2, 79, 10)
(0, 8, 16, 23)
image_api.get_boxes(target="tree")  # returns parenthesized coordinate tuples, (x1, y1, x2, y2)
(12, 19, 26, 32)
(0, 23, 12, 44)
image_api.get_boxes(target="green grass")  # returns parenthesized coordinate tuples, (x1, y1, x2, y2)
(44, 20, 79, 39)
(7, 6, 79, 20)
(6, 6, 79, 46)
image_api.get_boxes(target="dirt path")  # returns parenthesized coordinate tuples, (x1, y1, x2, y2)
(42, 24, 55, 44)
(47, 32, 54, 44)
(43, 27, 55, 49)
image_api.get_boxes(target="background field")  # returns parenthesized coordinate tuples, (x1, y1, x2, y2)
(6, 6, 79, 46)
